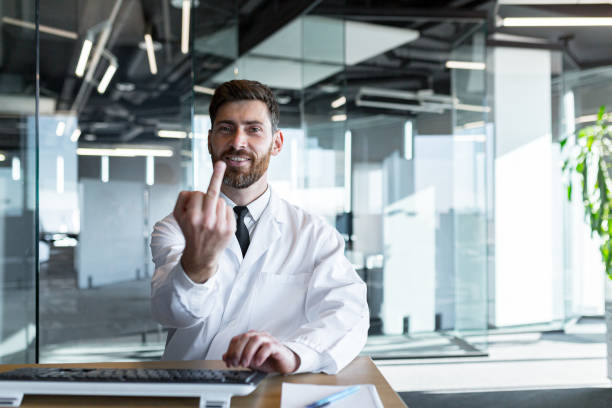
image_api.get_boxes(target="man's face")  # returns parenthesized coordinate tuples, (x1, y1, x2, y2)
(208, 100, 282, 189)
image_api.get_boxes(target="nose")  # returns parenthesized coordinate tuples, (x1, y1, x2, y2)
(228, 128, 248, 150)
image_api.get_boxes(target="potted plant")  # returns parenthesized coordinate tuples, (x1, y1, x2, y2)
(561, 105, 612, 378)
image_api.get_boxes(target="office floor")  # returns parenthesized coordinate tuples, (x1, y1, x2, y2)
(378, 317, 612, 407)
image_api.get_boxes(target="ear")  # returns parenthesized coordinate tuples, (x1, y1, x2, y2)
(271, 130, 284, 156)
(207, 129, 212, 155)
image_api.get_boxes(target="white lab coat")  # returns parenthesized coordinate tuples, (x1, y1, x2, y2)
(150, 188, 369, 374)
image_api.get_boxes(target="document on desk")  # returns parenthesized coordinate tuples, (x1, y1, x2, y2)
(281, 383, 383, 408)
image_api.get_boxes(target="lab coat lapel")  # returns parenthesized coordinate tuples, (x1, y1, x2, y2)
(240, 190, 282, 272)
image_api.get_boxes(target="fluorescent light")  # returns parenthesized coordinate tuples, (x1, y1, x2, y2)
(181, 0, 190, 54)
(56, 121, 66, 136)
(70, 128, 82, 142)
(344, 130, 352, 213)
(461, 120, 486, 130)
(2, 17, 78, 39)
(446, 60, 486, 70)
(97, 64, 117, 94)
(332, 114, 347, 122)
(12, 157, 20, 181)
(101, 156, 109, 183)
(502, 17, 612, 27)
(331, 96, 346, 109)
(56, 156, 64, 194)
(404, 121, 413, 160)
(77, 147, 173, 157)
(455, 104, 491, 113)
(146, 156, 154, 186)
(75, 39, 93, 77)
(157, 130, 187, 138)
(0, 154, 5, 162)
(193, 85, 215, 95)
(144, 34, 158, 75)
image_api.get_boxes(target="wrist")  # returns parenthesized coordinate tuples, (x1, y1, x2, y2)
(180, 255, 217, 283)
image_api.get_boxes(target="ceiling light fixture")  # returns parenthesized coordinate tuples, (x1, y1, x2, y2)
(2, 17, 77, 39)
(446, 60, 486, 70)
(157, 130, 187, 138)
(56, 121, 66, 136)
(181, 0, 190, 54)
(501, 17, 612, 27)
(144, 34, 158, 75)
(75, 39, 93, 77)
(331, 114, 347, 122)
(70, 128, 82, 142)
(97, 64, 117, 94)
(193, 85, 215, 95)
(331, 96, 347, 109)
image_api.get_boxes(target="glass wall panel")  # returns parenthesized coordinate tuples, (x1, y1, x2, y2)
(0, 0, 37, 363)
(38, 0, 212, 362)
(343, 18, 489, 358)
(560, 65, 611, 319)
(450, 25, 488, 344)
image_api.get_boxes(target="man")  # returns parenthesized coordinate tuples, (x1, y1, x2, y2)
(150, 79, 368, 374)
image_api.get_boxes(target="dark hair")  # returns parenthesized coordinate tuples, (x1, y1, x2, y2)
(209, 79, 280, 131)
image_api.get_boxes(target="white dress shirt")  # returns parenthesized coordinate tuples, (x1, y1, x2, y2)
(150, 187, 369, 374)
(219, 186, 270, 239)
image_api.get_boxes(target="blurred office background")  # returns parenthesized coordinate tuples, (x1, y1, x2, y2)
(0, 0, 605, 365)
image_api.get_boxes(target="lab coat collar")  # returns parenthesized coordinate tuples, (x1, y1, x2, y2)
(221, 186, 286, 265)
(239, 188, 285, 271)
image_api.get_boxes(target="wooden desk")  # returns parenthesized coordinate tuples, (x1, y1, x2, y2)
(0, 357, 406, 407)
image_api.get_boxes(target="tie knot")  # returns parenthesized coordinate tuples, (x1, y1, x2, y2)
(233, 206, 249, 219)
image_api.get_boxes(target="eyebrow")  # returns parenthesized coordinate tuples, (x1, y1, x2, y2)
(215, 119, 265, 126)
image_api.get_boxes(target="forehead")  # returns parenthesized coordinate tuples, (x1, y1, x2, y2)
(214, 100, 271, 125)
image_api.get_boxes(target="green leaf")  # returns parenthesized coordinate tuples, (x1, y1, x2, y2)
(567, 184, 572, 201)
(577, 128, 588, 140)
(562, 159, 570, 172)
(560, 137, 568, 149)
(598, 105, 606, 122)
(587, 135, 595, 151)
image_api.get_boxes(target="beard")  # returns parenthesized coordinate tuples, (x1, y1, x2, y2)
(211, 142, 273, 189)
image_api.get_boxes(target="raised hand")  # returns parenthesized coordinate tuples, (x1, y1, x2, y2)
(173, 161, 237, 283)
(222, 330, 300, 374)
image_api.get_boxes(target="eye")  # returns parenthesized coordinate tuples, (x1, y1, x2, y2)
(249, 126, 263, 133)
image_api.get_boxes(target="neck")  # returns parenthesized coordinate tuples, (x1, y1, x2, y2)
(221, 175, 268, 206)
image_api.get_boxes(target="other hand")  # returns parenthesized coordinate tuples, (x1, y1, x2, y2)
(222, 330, 300, 374)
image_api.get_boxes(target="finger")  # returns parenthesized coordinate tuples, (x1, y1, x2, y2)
(226, 333, 254, 367)
(216, 199, 227, 232)
(203, 161, 226, 217)
(226, 205, 236, 233)
(240, 335, 267, 368)
(184, 192, 204, 222)
(251, 343, 273, 369)
(173, 191, 190, 219)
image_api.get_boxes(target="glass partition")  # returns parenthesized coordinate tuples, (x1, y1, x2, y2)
(38, 0, 207, 362)
(0, 0, 37, 363)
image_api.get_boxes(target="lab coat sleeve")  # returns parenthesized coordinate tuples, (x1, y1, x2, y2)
(284, 226, 369, 374)
(150, 214, 220, 329)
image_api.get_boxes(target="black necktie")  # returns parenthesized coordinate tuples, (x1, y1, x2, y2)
(233, 206, 250, 257)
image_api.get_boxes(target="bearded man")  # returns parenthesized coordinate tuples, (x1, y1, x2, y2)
(150, 79, 369, 374)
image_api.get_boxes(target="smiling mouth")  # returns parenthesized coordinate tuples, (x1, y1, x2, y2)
(225, 155, 251, 166)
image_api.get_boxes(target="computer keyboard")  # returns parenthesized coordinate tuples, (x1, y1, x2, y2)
(0, 367, 266, 384)
(0, 366, 267, 408)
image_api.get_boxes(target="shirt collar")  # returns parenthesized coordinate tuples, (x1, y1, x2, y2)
(220, 185, 270, 222)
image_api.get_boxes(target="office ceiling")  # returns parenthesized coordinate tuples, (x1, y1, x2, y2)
(0, 0, 611, 148)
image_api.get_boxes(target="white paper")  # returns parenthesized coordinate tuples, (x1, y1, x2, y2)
(280, 383, 383, 408)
